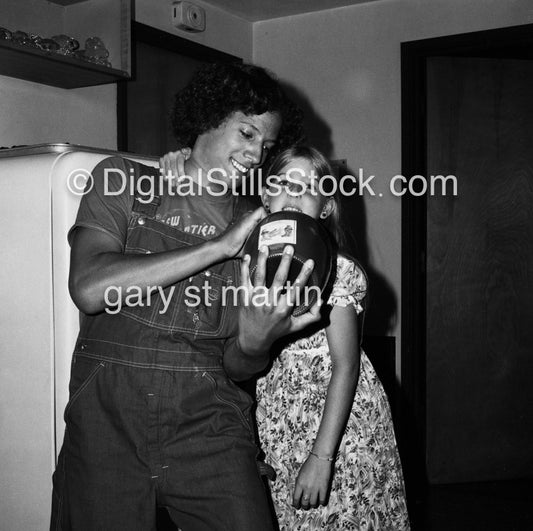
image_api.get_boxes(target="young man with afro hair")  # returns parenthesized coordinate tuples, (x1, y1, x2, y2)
(51, 62, 320, 531)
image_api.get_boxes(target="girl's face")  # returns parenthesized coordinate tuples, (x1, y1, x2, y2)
(264, 157, 334, 220)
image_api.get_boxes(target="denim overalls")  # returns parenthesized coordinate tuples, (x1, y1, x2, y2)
(51, 166, 274, 531)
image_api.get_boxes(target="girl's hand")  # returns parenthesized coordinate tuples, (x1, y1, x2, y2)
(292, 454, 332, 510)
(159, 148, 191, 186)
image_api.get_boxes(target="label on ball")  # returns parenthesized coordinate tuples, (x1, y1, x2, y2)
(258, 219, 297, 248)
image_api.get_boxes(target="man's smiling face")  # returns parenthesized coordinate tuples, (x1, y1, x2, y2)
(190, 111, 281, 189)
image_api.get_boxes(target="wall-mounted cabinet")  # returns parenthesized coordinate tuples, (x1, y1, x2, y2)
(0, 0, 131, 88)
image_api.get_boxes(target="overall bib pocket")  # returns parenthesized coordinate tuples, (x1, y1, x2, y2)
(121, 217, 237, 336)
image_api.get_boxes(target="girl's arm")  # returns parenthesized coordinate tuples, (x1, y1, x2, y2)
(292, 302, 361, 509)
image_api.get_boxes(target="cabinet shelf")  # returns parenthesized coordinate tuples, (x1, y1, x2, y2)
(0, 39, 130, 88)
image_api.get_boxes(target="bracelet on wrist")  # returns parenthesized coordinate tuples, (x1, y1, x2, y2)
(309, 450, 334, 462)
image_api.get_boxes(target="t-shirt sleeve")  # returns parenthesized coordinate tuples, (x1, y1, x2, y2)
(68, 156, 135, 250)
(327, 255, 368, 314)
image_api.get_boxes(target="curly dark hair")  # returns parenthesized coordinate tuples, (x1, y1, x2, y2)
(170, 62, 304, 161)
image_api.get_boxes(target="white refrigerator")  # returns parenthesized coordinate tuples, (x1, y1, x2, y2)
(0, 144, 157, 530)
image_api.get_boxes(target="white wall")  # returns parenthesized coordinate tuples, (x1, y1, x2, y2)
(0, 77, 117, 149)
(253, 0, 533, 377)
(0, 0, 252, 151)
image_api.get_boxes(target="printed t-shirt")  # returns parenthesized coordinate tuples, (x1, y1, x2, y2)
(69, 156, 237, 248)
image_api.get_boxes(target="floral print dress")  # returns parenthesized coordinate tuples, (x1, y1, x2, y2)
(256, 256, 410, 530)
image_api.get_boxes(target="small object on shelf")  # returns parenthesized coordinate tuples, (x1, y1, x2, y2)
(38, 38, 60, 53)
(51, 34, 80, 56)
(12, 30, 31, 46)
(29, 34, 50, 50)
(85, 37, 111, 66)
(29, 34, 42, 48)
(0, 27, 12, 41)
(76, 37, 111, 68)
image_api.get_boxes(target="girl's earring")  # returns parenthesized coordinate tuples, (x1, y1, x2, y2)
(320, 210, 328, 219)
(265, 202, 271, 213)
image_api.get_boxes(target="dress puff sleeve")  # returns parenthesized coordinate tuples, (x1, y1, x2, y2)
(327, 255, 368, 315)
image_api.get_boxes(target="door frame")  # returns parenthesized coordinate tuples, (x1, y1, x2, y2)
(117, 21, 241, 152)
(400, 23, 533, 492)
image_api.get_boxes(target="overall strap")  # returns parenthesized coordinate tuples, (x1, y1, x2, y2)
(131, 165, 162, 218)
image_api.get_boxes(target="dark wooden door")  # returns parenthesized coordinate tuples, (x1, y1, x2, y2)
(125, 40, 204, 157)
(425, 57, 533, 483)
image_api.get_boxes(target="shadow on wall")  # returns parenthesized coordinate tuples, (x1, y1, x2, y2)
(282, 81, 397, 336)
(281, 82, 334, 157)
(341, 185, 397, 337)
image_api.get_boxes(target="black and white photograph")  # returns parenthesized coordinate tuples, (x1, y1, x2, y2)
(1, 1, 532, 530)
